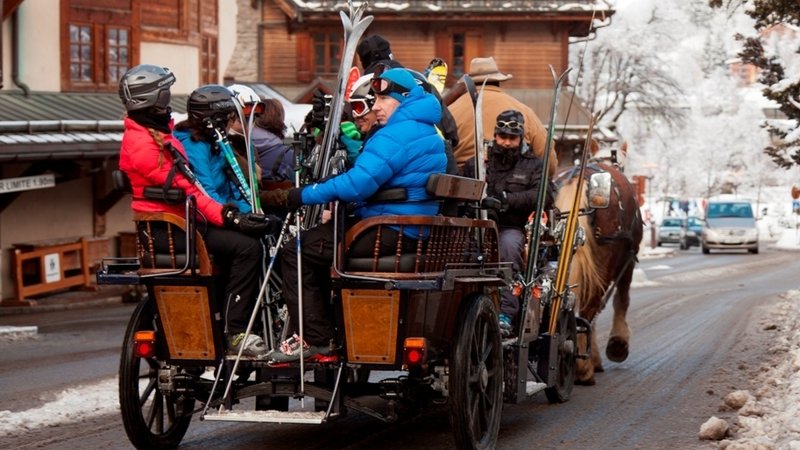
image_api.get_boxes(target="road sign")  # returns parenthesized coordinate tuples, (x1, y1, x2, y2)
(0, 174, 56, 194)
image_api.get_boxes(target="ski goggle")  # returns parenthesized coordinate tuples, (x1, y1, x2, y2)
(349, 97, 374, 118)
(371, 77, 410, 97)
(496, 120, 523, 131)
(241, 103, 265, 116)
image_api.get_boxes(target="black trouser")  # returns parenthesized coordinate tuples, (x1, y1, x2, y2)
(144, 223, 263, 335)
(281, 219, 415, 346)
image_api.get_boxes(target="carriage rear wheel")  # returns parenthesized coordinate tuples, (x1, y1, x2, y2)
(544, 310, 577, 404)
(448, 294, 503, 450)
(119, 297, 195, 450)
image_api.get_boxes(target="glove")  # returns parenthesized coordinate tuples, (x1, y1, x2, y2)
(260, 189, 289, 208)
(222, 205, 281, 237)
(481, 192, 508, 212)
(304, 90, 328, 130)
(340, 121, 361, 141)
(287, 187, 304, 211)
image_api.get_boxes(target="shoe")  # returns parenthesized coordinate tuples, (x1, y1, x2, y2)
(227, 332, 268, 358)
(499, 313, 513, 338)
(267, 334, 331, 363)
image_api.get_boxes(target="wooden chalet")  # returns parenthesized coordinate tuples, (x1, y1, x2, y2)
(239, 0, 616, 164)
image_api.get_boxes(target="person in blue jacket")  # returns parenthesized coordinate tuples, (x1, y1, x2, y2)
(174, 84, 251, 213)
(270, 68, 447, 362)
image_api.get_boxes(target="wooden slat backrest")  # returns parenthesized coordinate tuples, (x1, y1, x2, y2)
(132, 212, 212, 276)
(425, 173, 485, 201)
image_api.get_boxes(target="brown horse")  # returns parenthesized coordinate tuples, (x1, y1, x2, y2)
(555, 159, 643, 385)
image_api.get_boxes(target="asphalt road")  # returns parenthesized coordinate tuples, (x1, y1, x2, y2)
(0, 245, 797, 449)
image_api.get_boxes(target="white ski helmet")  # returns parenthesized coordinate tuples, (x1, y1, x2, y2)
(227, 84, 261, 108)
(348, 74, 375, 118)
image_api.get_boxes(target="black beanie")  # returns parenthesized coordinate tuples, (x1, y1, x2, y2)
(357, 35, 393, 72)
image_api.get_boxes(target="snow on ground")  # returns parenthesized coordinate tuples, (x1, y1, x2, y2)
(0, 377, 118, 436)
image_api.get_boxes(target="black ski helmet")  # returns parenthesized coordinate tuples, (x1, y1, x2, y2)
(119, 65, 176, 112)
(187, 84, 236, 127)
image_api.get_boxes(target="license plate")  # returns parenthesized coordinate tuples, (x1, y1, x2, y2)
(723, 238, 742, 244)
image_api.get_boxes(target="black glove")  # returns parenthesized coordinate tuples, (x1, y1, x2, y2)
(304, 90, 328, 130)
(286, 188, 304, 211)
(222, 205, 281, 237)
(481, 192, 508, 212)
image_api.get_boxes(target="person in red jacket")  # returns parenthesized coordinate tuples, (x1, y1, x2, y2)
(118, 64, 279, 358)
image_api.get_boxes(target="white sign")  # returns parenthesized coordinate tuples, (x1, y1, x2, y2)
(0, 174, 56, 194)
(44, 253, 61, 283)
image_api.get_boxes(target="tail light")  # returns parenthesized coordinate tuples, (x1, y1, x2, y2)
(403, 337, 428, 368)
(133, 330, 157, 358)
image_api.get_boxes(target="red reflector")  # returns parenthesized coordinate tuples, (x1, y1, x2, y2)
(403, 337, 427, 367)
(133, 330, 156, 358)
(533, 284, 542, 299)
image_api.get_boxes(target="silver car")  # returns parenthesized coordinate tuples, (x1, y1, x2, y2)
(701, 201, 759, 254)
(657, 217, 690, 250)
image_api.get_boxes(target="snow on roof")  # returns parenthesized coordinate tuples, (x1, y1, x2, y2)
(286, 0, 613, 13)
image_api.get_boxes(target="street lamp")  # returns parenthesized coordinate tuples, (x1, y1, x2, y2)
(642, 163, 658, 249)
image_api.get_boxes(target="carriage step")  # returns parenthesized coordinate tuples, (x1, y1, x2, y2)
(203, 409, 327, 424)
(525, 381, 548, 397)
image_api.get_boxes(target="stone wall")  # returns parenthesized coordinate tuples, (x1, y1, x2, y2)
(225, 0, 260, 82)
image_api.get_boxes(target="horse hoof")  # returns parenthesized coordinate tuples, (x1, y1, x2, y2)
(606, 337, 629, 362)
(575, 377, 596, 386)
(594, 364, 605, 373)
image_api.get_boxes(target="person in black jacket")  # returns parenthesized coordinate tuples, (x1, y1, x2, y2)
(469, 109, 555, 336)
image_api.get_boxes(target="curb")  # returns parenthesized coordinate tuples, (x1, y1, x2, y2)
(0, 295, 125, 316)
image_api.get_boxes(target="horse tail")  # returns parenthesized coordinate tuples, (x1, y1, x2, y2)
(554, 177, 605, 320)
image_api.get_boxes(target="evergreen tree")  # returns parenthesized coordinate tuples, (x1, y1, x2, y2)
(710, 0, 800, 168)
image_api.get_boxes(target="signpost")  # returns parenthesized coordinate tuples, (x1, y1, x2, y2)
(0, 174, 56, 194)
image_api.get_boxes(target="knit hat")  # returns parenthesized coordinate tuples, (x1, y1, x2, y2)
(357, 35, 393, 73)
(495, 109, 524, 136)
(375, 68, 418, 104)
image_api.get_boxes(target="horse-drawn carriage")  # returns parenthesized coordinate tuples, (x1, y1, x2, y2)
(97, 165, 613, 448)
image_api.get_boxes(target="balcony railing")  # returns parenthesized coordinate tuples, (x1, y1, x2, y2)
(290, 1, 611, 13)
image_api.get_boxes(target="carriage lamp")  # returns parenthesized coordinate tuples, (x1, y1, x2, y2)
(403, 337, 428, 368)
(133, 330, 157, 358)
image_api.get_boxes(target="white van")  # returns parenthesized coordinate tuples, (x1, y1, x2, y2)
(701, 201, 759, 254)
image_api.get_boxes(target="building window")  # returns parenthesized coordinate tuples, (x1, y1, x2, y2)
(69, 24, 93, 82)
(107, 28, 130, 84)
(201, 35, 218, 84)
(313, 32, 341, 76)
(66, 23, 130, 90)
(452, 32, 465, 79)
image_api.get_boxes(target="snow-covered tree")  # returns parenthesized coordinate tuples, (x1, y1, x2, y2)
(710, 0, 800, 168)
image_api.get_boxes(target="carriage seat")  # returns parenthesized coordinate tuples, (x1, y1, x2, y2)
(134, 211, 213, 276)
(342, 174, 497, 277)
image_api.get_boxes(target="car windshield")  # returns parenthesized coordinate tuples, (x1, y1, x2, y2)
(707, 202, 754, 219)
(662, 219, 684, 227)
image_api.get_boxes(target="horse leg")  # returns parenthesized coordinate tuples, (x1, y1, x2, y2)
(575, 332, 596, 385)
(606, 263, 633, 363)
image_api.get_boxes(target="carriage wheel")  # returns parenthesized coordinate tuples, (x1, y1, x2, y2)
(544, 310, 577, 404)
(448, 294, 503, 450)
(119, 297, 194, 450)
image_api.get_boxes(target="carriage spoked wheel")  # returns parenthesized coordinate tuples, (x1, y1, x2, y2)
(119, 297, 195, 449)
(544, 309, 577, 404)
(448, 294, 503, 450)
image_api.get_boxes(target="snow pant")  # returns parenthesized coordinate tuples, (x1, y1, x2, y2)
(142, 223, 263, 335)
(281, 219, 416, 347)
(499, 226, 525, 319)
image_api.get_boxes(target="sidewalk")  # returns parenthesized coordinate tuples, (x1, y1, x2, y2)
(0, 285, 129, 316)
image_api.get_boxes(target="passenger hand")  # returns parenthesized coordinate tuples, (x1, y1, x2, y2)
(222, 205, 281, 237)
(481, 193, 508, 212)
(287, 188, 304, 211)
(260, 189, 289, 208)
(305, 91, 328, 129)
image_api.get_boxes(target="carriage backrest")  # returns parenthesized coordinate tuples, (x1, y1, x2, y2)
(425, 173, 485, 216)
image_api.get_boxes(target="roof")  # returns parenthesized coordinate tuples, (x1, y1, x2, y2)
(0, 90, 187, 161)
(280, 0, 612, 14)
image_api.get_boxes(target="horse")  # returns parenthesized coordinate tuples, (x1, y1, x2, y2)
(554, 153, 643, 385)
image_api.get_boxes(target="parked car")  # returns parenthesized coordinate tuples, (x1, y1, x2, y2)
(657, 217, 689, 250)
(701, 201, 759, 254)
(686, 216, 704, 247)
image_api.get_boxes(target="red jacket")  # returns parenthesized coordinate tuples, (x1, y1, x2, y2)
(119, 117, 224, 227)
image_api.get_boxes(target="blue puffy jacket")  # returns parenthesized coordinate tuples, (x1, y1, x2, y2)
(302, 84, 447, 237)
(175, 129, 252, 213)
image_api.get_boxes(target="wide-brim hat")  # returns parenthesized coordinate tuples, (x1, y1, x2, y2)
(468, 56, 513, 83)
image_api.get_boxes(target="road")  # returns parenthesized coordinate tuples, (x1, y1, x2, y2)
(0, 246, 796, 449)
